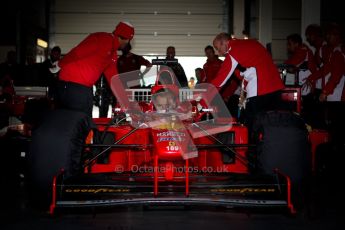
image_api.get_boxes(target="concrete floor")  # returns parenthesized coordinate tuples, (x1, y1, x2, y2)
(0, 173, 341, 230)
(0, 205, 339, 230)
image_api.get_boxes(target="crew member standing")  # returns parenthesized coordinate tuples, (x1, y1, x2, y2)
(203, 45, 223, 83)
(118, 43, 152, 74)
(304, 25, 332, 96)
(164, 46, 188, 87)
(305, 24, 331, 70)
(53, 21, 135, 117)
(284, 33, 317, 96)
(313, 24, 345, 102)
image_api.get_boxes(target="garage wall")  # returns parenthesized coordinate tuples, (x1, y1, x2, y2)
(50, 0, 227, 56)
(271, 0, 301, 63)
(248, 0, 301, 63)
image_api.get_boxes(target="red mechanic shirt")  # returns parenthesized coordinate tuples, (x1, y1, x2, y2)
(284, 43, 317, 73)
(308, 46, 345, 100)
(323, 47, 345, 99)
(117, 52, 151, 73)
(211, 39, 284, 97)
(59, 32, 119, 87)
(203, 57, 223, 83)
(315, 42, 332, 68)
(220, 76, 241, 99)
(313, 42, 332, 89)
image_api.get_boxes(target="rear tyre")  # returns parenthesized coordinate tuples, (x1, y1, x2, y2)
(252, 110, 311, 210)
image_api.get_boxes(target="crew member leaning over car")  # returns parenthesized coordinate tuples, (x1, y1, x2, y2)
(211, 32, 285, 133)
(51, 21, 135, 117)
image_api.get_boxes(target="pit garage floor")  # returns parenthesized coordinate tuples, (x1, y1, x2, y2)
(0, 174, 341, 230)
(0, 208, 339, 230)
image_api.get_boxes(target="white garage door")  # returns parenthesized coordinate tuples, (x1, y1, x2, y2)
(50, 0, 227, 56)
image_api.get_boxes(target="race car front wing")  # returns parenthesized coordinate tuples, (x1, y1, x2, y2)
(50, 171, 295, 215)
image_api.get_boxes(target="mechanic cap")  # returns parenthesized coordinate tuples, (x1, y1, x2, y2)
(113, 21, 135, 40)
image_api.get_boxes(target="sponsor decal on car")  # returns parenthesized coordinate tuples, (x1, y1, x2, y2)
(64, 188, 130, 193)
(156, 131, 186, 137)
(210, 188, 276, 193)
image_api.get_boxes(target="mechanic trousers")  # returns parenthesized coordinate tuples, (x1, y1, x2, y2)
(244, 90, 282, 139)
(57, 80, 93, 117)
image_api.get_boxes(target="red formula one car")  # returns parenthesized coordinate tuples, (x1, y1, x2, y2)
(29, 65, 320, 215)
